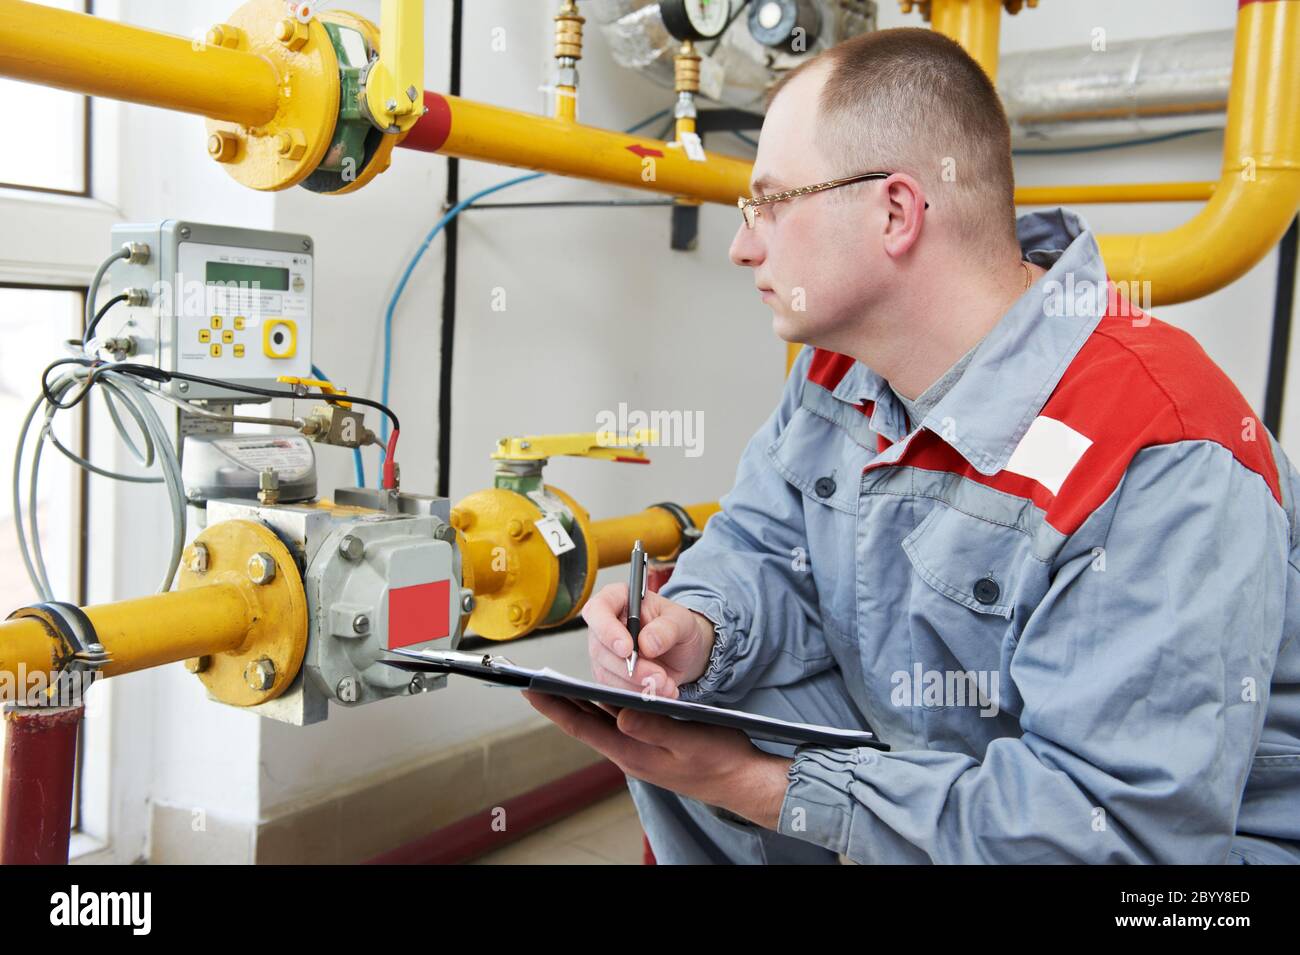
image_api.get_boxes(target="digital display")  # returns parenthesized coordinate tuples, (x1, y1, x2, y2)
(205, 261, 289, 291)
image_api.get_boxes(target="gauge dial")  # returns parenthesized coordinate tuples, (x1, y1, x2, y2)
(660, 0, 731, 42)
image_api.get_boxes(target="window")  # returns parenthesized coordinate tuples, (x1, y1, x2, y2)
(0, 0, 91, 196)
(0, 284, 89, 830)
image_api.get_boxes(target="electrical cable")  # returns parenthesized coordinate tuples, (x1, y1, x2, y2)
(312, 362, 366, 487)
(14, 365, 186, 599)
(83, 245, 130, 343)
(83, 292, 127, 348)
(1012, 127, 1218, 155)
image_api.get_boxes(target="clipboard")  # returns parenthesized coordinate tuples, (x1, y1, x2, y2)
(382, 647, 888, 750)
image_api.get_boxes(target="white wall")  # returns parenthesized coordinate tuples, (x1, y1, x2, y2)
(68, 0, 1300, 851)
(83, 0, 278, 862)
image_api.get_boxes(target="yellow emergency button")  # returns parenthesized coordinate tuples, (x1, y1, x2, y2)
(233, 344, 245, 358)
(233, 316, 246, 330)
(210, 343, 222, 357)
(199, 329, 211, 343)
(221, 330, 234, 344)
(210, 316, 222, 330)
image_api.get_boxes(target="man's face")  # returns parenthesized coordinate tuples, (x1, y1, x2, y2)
(730, 65, 881, 348)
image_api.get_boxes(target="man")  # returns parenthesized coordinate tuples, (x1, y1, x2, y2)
(523, 28, 1300, 864)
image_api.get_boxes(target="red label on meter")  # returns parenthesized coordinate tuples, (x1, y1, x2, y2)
(387, 579, 451, 649)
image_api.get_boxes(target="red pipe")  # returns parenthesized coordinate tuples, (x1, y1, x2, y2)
(364, 759, 627, 864)
(397, 92, 453, 154)
(1, 705, 82, 865)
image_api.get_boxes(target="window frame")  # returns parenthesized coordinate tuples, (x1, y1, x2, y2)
(0, 0, 92, 198)
(0, 281, 92, 833)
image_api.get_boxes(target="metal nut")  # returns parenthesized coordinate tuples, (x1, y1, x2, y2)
(276, 18, 309, 51)
(185, 655, 210, 674)
(408, 676, 423, 694)
(339, 534, 364, 561)
(336, 676, 357, 701)
(187, 543, 209, 574)
(461, 591, 476, 614)
(433, 521, 457, 543)
(352, 613, 370, 635)
(207, 130, 239, 163)
(244, 657, 275, 691)
(275, 128, 307, 160)
(406, 84, 419, 102)
(247, 552, 277, 584)
(258, 467, 280, 505)
(206, 23, 243, 48)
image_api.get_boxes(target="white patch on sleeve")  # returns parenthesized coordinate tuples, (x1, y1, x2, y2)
(1003, 416, 1093, 495)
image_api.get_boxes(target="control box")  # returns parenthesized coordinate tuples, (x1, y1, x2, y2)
(107, 220, 313, 399)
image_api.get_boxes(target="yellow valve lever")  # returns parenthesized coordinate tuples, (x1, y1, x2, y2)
(276, 375, 352, 408)
(491, 430, 659, 464)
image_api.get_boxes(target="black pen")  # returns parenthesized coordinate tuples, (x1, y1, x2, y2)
(626, 539, 647, 676)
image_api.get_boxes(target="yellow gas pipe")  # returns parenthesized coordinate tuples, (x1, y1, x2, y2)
(0, 586, 256, 683)
(589, 503, 722, 568)
(0, 0, 1289, 304)
(928, 0, 1006, 81)
(0, 520, 308, 706)
(0, 0, 279, 125)
(1097, 0, 1300, 303)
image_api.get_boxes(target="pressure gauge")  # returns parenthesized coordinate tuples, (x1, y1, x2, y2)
(660, 0, 731, 42)
(748, 0, 822, 53)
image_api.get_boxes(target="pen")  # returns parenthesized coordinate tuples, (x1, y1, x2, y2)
(626, 539, 647, 676)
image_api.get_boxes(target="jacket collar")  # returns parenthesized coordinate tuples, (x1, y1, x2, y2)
(831, 208, 1107, 473)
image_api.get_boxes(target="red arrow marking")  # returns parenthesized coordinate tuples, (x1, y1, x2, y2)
(626, 144, 664, 159)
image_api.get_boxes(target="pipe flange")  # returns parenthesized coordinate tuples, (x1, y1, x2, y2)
(535, 484, 600, 630)
(311, 10, 403, 195)
(451, 488, 559, 641)
(177, 519, 308, 706)
(203, 0, 340, 191)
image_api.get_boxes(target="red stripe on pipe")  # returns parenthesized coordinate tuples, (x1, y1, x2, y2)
(1, 706, 82, 865)
(398, 91, 453, 153)
(363, 759, 628, 864)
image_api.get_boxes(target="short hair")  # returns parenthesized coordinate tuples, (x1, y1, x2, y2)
(767, 28, 1017, 247)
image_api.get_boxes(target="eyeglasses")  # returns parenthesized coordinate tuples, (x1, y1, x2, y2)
(737, 171, 927, 229)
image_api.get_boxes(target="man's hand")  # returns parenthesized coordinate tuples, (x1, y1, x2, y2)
(581, 583, 716, 699)
(521, 690, 792, 829)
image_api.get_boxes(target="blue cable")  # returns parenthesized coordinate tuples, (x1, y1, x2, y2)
(311, 362, 365, 488)
(1012, 127, 1218, 156)
(376, 105, 672, 485)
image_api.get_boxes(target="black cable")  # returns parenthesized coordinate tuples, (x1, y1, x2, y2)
(437, 0, 464, 500)
(40, 358, 402, 434)
(468, 199, 677, 210)
(1263, 216, 1299, 434)
(83, 292, 127, 343)
(41, 358, 103, 410)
